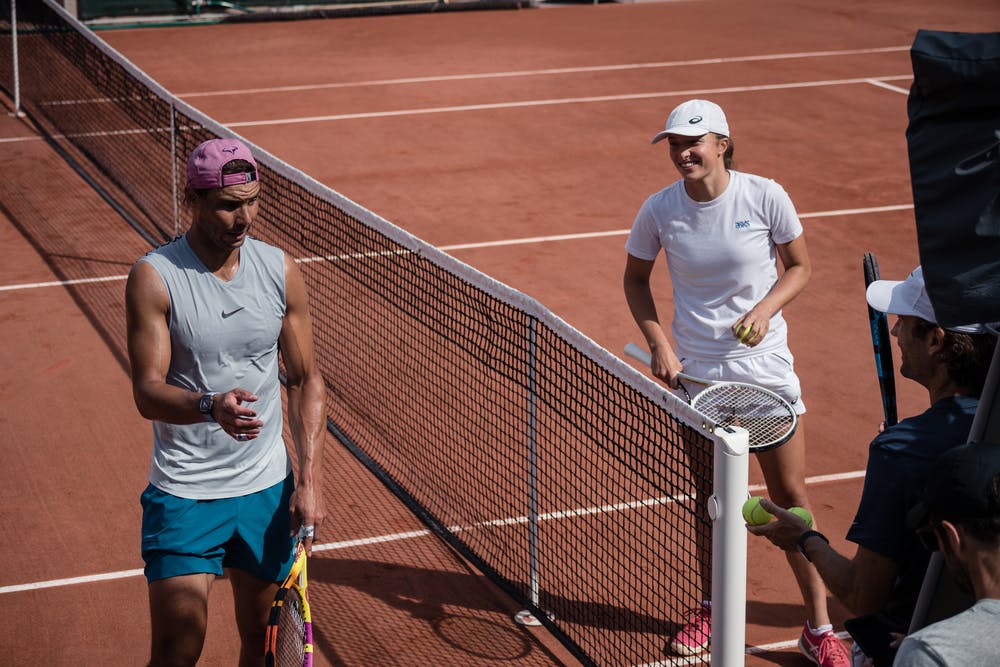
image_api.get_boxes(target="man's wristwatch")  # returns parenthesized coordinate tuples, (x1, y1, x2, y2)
(198, 393, 217, 422)
(796, 530, 829, 562)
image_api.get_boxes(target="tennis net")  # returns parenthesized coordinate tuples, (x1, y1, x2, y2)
(2, 2, 750, 664)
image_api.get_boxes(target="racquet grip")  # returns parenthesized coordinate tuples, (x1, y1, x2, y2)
(624, 343, 709, 386)
(623, 342, 651, 366)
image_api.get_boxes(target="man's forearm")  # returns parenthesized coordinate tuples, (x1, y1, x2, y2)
(801, 536, 886, 616)
(287, 371, 326, 486)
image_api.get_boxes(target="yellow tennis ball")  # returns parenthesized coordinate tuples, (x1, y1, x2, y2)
(742, 496, 773, 526)
(789, 506, 814, 528)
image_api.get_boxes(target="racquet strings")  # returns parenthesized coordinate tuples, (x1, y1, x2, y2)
(692, 383, 795, 447)
(274, 585, 306, 665)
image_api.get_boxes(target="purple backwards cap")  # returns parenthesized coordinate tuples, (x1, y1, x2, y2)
(186, 138, 258, 189)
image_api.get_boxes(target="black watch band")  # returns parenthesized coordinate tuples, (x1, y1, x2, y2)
(796, 530, 829, 562)
(199, 393, 217, 422)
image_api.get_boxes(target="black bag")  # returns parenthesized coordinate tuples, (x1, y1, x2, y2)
(906, 30, 1000, 329)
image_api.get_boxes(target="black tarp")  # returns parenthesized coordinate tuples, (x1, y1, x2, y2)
(907, 30, 1000, 329)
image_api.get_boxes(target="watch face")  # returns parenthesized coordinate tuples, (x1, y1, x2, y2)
(200, 394, 214, 414)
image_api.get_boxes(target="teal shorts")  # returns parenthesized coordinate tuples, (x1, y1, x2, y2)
(140, 473, 296, 584)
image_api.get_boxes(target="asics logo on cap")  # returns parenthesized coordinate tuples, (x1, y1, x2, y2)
(689, 116, 703, 124)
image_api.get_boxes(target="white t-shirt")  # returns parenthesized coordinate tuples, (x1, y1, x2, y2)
(625, 170, 803, 360)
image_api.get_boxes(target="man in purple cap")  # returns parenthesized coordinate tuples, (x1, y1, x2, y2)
(894, 441, 1000, 665)
(749, 266, 995, 666)
(125, 137, 326, 665)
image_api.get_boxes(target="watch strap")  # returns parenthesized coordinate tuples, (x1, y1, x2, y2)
(796, 530, 829, 562)
(199, 393, 217, 422)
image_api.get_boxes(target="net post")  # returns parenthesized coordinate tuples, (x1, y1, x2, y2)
(170, 105, 179, 236)
(515, 317, 550, 626)
(709, 425, 749, 667)
(10, 0, 24, 118)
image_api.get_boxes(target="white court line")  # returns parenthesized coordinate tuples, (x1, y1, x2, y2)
(866, 78, 911, 95)
(433, 204, 914, 252)
(0, 203, 913, 293)
(19, 48, 910, 111)
(0, 274, 132, 292)
(0, 134, 48, 144)
(177, 46, 910, 98)
(0, 71, 913, 143)
(224, 75, 913, 128)
(0, 469, 865, 594)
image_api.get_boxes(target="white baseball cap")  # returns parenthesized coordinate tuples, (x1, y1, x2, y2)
(651, 99, 730, 144)
(865, 266, 986, 333)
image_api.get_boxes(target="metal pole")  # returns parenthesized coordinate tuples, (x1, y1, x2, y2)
(515, 317, 546, 626)
(710, 426, 750, 667)
(170, 106, 179, 236)
(11, 0, 23, 118)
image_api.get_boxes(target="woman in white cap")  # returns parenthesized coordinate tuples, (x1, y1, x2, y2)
(623, 99, 849, 666)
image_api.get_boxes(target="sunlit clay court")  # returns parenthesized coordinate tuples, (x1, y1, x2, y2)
(2, 0, 998, 665)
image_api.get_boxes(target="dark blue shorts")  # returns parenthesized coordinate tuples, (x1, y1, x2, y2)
(140, 474, 295, 584)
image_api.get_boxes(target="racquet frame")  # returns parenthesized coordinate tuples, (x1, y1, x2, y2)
(624, 342, 798, 452)
(264, 538, 313, 667)
(863, 252, 898, 428)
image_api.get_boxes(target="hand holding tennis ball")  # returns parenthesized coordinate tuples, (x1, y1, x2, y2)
(789, 506, 814, 528)
(743, 497, 814, 528)
(742, 496, 773, 526)
(735, 322, 754, 344)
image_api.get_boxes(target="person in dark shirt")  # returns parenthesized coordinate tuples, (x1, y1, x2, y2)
(748, 266, 995, 666)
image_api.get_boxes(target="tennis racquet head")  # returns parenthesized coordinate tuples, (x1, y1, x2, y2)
(680, 375, 797, 452)
(624, 342, 798, 452)
(264, 539, 313, 667)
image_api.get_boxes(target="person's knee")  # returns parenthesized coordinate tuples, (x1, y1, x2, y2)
(229, 569, 276, 651)
(149, 627, 206, 667)
(148, 614, 207, 667)
(148, 575, 212, 667)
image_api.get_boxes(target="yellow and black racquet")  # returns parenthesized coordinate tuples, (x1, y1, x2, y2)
(264, 534, 313, 667)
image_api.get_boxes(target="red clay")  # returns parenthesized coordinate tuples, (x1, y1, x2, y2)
(3, 1, 998, 664)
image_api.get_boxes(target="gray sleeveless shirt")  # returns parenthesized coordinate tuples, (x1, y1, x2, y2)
(139, 234, 291, 499)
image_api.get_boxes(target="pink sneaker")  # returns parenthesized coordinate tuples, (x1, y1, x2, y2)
(670, 602, 711, 655)
(798, 622, 851, 667)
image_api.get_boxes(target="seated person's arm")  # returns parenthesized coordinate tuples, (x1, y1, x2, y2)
(803, 539, 898, 616)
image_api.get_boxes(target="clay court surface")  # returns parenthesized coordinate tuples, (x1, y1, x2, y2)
(2, 0, 999, 664)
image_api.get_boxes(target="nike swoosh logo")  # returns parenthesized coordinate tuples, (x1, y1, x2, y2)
(221, 307, 245, 319)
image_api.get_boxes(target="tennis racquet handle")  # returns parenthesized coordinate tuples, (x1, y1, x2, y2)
(624, 342, 651, 366)
(623, 343, 712, 385)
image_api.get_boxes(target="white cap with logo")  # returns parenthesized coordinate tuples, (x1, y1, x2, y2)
(865, 266, 987, 334)
(651, 99, 730, 144)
